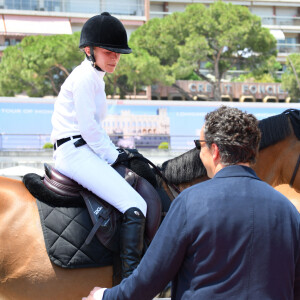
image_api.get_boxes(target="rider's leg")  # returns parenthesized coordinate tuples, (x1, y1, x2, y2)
(120, 207, 145, 278)
(54, 140, 146, 278)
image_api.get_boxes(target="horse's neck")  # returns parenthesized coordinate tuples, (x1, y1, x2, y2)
(0, 176, 23, 203)
(254, 133, 300, 188)
(177, 175, 210, 192)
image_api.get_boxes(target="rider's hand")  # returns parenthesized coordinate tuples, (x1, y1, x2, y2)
(115, 148, 130, 164)
(112, 148, 144, 167)
(82, 287, 107, 300)
(111, 148, 130, 167)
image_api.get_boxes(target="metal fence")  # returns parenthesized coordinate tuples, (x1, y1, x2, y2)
(0, 133, 197, 151)
(0, 133, 51, 150)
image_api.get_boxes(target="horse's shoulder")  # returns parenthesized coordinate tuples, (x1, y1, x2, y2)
(0, 176, 34, 203)
(0, 176, 23, 190)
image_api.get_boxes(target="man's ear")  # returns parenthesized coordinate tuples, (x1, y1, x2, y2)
(211, 143, 220, 161)
(84, 47, 91, 56)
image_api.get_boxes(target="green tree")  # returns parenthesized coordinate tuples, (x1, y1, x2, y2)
(281, 54, 300, 102)
(0, 32, 169, 99)
(232, 56, 282, 83)
(0, 32, 83, 97)
(130, 1, 277, 100)
(105, 48, 172, 99)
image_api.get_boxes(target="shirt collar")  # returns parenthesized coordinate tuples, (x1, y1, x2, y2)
(83, 58, 106, 79)
(213, 165, 260, 181)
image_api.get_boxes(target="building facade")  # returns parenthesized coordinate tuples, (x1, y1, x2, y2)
(103, 107, 170, 148)
(1, 0, 300, 101)
(1, 0, 300, 60)
(0, 0, 148, 56)
(152, 80, 290, 102)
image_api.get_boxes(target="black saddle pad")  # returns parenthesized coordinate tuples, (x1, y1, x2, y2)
(24, 173, 113, 269)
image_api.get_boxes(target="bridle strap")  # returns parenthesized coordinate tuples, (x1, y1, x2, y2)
(290, 154, 300, 188)
(133, 156, 181, 199)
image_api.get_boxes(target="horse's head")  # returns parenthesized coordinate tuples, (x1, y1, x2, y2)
(160, 147, 208, 191)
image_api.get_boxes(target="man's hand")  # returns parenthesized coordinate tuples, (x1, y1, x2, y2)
(82, 287, 107, 300)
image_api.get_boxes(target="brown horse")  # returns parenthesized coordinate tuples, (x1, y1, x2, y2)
(161, 109, 300, 195)
(255, 111, 300, 193)
(0, 109, 299, 300)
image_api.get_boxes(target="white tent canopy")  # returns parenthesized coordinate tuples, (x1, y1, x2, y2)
(270, 30, 285, 40)
(0, 166, 44, 177)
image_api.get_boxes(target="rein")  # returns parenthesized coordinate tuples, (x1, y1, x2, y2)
(290, 154, 300, 188)
(133, 156, 181, 200)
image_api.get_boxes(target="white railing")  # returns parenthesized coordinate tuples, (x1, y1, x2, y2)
(277, 43, 300, 54)
(261, 16, 300, 27)
(0, 147, 186, 170)
(150, 11, 173, 18)
(0, 133, 51, 150)
(2, 0, 145, 16)
(0, 133, 197, 151)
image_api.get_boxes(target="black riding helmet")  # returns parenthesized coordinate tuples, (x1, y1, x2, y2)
(79, 12, 132, 54)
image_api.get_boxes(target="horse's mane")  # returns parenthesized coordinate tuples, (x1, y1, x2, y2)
(161, 147, 206, 185)
(160, 109, 300, 184)
(258, 109, 300, 150)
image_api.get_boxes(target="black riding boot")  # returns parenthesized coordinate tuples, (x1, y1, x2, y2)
(120, 207, 146, 278)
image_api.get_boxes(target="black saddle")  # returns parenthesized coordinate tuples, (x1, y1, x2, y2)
(42, 163, 162, 252)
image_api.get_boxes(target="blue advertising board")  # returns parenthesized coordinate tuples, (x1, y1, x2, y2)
(0, 97, 300, 149)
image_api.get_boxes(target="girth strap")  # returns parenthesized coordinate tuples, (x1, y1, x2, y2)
(80, 190, 120, 251)
(290, 154, 300, 188)
(133, 156, 181, 199)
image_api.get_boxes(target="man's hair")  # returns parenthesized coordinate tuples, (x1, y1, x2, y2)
(204, 106, 261, 165)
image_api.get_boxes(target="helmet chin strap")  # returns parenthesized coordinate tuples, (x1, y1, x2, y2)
(89, 47, 104, 72)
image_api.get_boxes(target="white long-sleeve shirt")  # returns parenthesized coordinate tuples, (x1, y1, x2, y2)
(51, 59, 118, 164)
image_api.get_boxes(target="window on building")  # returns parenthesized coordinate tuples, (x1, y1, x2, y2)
(5, 0, 38, 10)
(44, 0, 61, 12)
(4, 38, 21, 46)
(286, 37, 297, 44)
(103, 0, 144, 16)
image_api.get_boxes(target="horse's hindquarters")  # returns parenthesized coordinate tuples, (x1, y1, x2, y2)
(0, 177, 113, 300)
(0, 265, 113, 300)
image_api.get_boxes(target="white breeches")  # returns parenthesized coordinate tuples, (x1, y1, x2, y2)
(53, 139, 147, 216)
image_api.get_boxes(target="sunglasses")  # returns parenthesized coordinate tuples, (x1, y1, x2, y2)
(194, 140, 207, 150)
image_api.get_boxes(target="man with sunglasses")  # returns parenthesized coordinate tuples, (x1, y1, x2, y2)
(84, 106, 300, 300)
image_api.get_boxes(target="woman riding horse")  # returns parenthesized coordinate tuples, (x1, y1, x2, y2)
(51, 13, 146, 279)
